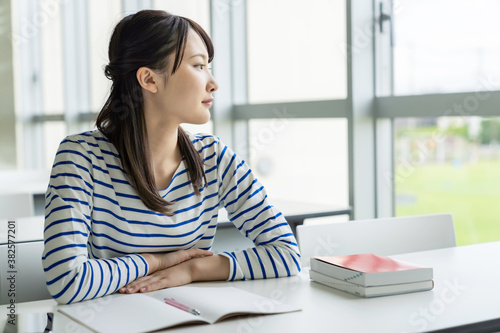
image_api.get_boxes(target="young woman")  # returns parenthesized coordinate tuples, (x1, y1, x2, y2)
(42, 10, 301, 304)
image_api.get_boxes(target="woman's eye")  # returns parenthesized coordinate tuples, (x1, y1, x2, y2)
(195, 64, 206, 70)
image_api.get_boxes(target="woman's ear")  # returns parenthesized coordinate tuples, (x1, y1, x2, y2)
(136, 67, 158, 93)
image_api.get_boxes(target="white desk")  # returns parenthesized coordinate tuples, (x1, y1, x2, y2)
(0, 170, 49, 196)
(3, 241, 500, 333)
(0, 216, 44, 245)
(0, 170, 50, 217)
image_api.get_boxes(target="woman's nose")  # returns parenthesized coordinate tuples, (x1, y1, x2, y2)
(208, 73, 219, 92)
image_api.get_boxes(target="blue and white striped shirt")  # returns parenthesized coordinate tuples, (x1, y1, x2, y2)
(42, 130, 301, 304)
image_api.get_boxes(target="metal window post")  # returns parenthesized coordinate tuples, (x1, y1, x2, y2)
(210, 0, 236, 147)
(16, 0, 44, 169)
(61, 0, 91, 135)
(347, 0, 377, 219)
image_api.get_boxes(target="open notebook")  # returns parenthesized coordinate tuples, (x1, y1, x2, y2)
(58, 286, 301, 333)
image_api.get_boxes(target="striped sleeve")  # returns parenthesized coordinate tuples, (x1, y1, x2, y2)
(216, 140, 301, 280)
(42, 137, 148, 304)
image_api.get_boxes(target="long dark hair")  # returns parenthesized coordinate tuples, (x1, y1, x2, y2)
(96, 10, 213, 215)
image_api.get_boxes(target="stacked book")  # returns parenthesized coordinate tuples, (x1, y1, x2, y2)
(309, 253, 434, 298)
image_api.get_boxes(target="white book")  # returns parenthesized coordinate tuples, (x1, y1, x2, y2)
(310, 270, 434, 298)
(58, 286, 301, 333)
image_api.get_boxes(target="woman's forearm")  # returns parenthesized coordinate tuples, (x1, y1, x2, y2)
(190, 254, 230, 281)
(141, 248, 214, 275)
(121, 253, 230, 293)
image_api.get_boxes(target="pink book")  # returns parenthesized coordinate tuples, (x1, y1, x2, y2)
(310, 254, 433, 286)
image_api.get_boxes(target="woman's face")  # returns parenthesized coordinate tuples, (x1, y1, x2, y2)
(154, 28, 218, 126)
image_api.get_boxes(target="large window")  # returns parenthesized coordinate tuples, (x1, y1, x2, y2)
(249, 119, 348, 207)
(383, 0, 500, 245)
(394, 117, 500, 245)
(12, 0, 212, 170)
(246, 0, 347, 103)
(241, 0, 349, 211)
(392, 0, 500, 96)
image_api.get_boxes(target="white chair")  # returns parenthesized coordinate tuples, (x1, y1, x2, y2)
(296, 213, 456, 267)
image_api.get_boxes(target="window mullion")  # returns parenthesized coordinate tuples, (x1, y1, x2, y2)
(61, 1, 91, 135)
(17, 0, 44, 169)
(376, 91, 500, 118)
(229, 0, 249, 160)
(210, 0, 234, 146)
(347, 0, 377, 220)
(233, 100, 349, 120)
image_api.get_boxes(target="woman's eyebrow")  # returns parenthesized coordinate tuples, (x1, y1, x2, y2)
(189, 53, 208, 60)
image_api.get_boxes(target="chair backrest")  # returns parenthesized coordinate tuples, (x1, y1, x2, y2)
(296, 213, 456, 267)
(0, 240, 51, 304)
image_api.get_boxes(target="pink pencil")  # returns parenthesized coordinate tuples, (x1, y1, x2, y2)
(164, 298, 201, 316)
